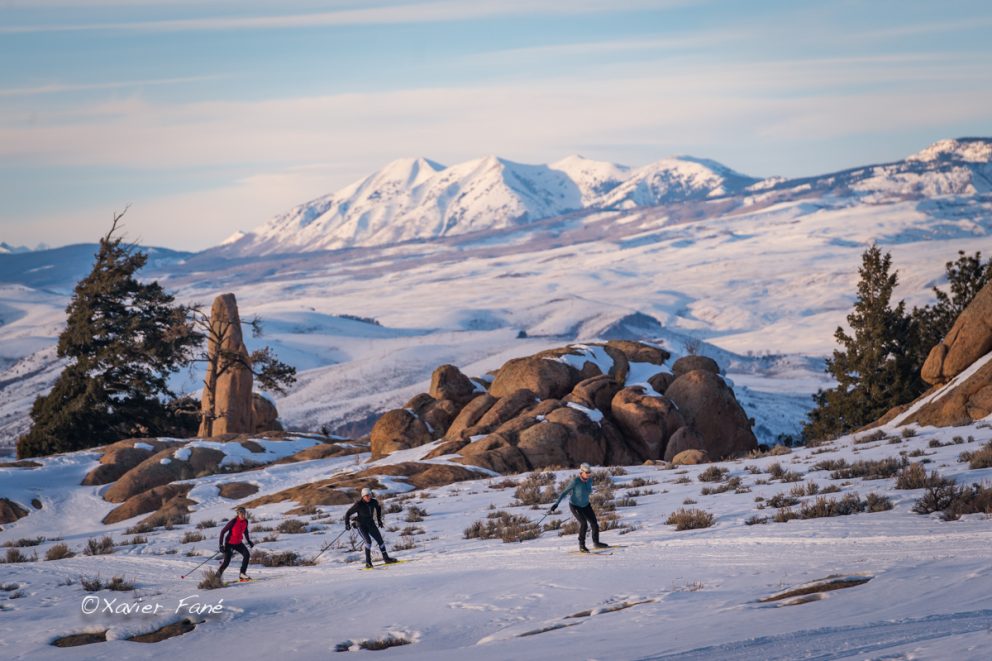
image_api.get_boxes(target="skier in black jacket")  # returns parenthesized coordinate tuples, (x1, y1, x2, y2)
(344, 488, 398, 568)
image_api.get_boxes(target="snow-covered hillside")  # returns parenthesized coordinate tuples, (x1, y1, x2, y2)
(1, 138, 991, 448)
(1, 418, 991, 659)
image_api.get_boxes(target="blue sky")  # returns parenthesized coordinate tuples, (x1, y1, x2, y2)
(2, 0, 991, 251)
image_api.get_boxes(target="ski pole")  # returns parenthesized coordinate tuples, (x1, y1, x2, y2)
(310, 528, 348, 564)
(181, 550, 221, 579)
(519, 510, 553, 543)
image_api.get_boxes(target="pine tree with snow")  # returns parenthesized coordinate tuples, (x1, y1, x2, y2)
(804, 245, 921, 441)
(17, 212, 202, 457)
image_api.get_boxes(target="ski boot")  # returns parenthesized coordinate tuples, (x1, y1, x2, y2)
(578, 543, 590, 553)
(592, 541, 609, 549)
(239, 573, 252, 583)
(382, 547, 398, 564)
(365, 548, 374, 569)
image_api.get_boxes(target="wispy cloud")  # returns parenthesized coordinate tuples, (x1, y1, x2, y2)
(0, 0, 690, 34)
(0, 75, 222, 98)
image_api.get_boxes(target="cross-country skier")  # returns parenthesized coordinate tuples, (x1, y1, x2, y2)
(218, 506, 254, 582)
(549, 463, 609, 553)
(344, 488, 398, 569)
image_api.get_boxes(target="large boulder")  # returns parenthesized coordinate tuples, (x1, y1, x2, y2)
(445, 395, 497, 440)
(0, 497, 29, 524)
(198, 293, 254, 436)
(251, 393, 282, 433)
(422, 399, 461, 438)
(81, 439, 183, 486)
(899, 357, 992, 427)
(672, 449, 709, 466)
(404, 393, 436, 417)
(665, 370, 757, 460)
(465, 389, 538, 436)
(648, 372, 676, 394)
(354, 462, 482, 490)
(429, 365, 478, 406)
(922, 281, 992, 385)
(102, 483, 194, 525)
(517, 423, 571, 467)
(370, 409, 432, 459)
(672, 355, 720, 378)
(605, 339, 670, 366)
(456, 434, 530, 474)
(610, 387, 685, 460)
(564, 375, 621, 413)
(663, 426, 707, 462)
(490, 356, 582, 400)
(546, 407, 608, 465)
(103, 445, 226, 503)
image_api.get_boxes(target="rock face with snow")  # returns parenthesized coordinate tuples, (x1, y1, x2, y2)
(251, 393, 282, 433)
(376, 341, 755, 471)
(921, 280, 992, 385)
(882, 279, 992, 429)
(198, 294, 254, 437)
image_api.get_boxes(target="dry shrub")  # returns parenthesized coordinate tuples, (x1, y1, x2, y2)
(701, 476, 742, 495)
(941, 483, 992, 519)
(196, 519, 217, 530)
(896, 463, 952, 490)
(45, 543, 74, 561)
(405, 505, 428, 522)
(698, 466, 728, 483)
(198, 570, 224, 590)
(767, 493, 800, 509)
(628, 477, 658, 487)
(250, 550, 312, 567)
(811, 458, 848, 472)
(830, 457, 906, 480)
(959, 442, 992, 469)
(181, 531, 205, 544)
(277, 519, 308, 534)
(360, 635, 411, 651)
(854, 430, 888, 444)
(84, 536, 115, 556)
(3, 548, 36, 563)
(464, 511, 540, 543)
(666, 508, 714, 531)
(745, 515, 769, 525)
(3, 536, 46, 548)
(512, 472, 556, 506)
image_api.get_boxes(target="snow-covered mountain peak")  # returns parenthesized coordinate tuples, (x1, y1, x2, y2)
(908, 138, 992, 164)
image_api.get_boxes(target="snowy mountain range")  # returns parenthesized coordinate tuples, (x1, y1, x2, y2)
(218, 138, 992, 256)
(1, 138, 991, 449)
(220, 153, 759, 255)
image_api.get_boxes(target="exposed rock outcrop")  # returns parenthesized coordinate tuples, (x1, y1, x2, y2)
(370, 409, 432, 459)
(922, 281, 992, 385)
(81, 439, 184, 486)
(251, 393, 282, 433)
(610, 387, 684, 460)
(198, 293, 254, 437)
(103, 445, 225, 503)
(102, 483, 195, 525)
(665, 370, 758, 460)
(0, 497, 29, 524)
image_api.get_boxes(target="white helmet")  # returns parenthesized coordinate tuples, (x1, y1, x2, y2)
(579, 463, 592, 474)
(361, 487, 372, 497)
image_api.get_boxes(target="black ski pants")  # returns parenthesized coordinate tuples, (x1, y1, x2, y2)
(569, 504, 600, 546)
(219, 543, 250, 575)
(356, 523, 385, 551)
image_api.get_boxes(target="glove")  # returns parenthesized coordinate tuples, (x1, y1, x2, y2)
(548, 505, 558, 514)
(219, 545, 225, 553)
(248, 541, 254, 549)
(345, 522, 351, 530)
(377, 520, 384, 527)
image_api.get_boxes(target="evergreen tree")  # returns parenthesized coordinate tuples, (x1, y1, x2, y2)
(911, 250, 992, 366)
(17, 213, 202, 457)
(804, 245, 921, 441)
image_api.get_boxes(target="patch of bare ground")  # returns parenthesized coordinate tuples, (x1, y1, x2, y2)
(759, 575, 872, 604)
(51, 631, 107, 647)
(127, 618, 196, 643)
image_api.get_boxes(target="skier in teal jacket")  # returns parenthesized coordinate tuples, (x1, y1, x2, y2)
(549, 463, 609, 553)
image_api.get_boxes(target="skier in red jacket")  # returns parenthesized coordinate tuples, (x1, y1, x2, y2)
(218, 506, 254, 582)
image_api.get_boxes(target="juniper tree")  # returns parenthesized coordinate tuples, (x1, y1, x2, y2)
(804, 245, 921, 441)
(17, 212, 202, 457)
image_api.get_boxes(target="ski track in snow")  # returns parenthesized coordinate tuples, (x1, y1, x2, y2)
(642, 609, 992, 660)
